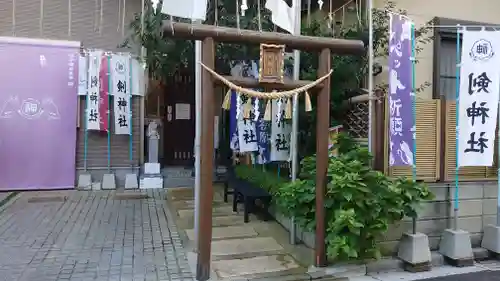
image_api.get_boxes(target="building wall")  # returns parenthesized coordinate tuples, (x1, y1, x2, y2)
(380, 182, 497, 253)
(374, 0, 500, 99)
(0, 0, 143, 185)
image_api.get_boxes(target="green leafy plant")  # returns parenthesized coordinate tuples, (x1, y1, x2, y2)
(273, 133, 434, 261)
(234, 165, 287, 195)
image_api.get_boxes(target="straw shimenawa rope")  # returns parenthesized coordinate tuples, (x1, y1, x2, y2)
(199, 62, 332, 99)
(200, 62, 332, 120)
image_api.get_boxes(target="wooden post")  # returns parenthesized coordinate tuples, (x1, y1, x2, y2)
(315, 48, 330, 267)
(196, 37, 215, 281)
(439, 95, 446, 181)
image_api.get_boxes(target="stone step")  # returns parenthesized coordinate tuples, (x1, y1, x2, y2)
(211, 237, 285, 260)
(171, 199, 228, 210)
(212, 254, 302, 280)
(177, 206, 235, 218)
(184, 225, 259, 241)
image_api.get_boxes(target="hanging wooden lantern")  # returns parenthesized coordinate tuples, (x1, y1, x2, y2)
(258, 43, 285, 84)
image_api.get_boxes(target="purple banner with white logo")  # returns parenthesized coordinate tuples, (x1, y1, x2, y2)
(388, 15, 416, 166)
(0, 39, 79, 190)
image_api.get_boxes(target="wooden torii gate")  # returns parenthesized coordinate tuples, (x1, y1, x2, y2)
(162, 21, 365, 281)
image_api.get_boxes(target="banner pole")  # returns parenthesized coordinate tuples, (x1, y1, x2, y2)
(454, 24, 461, 231)
(289, 0, 301, 245)
(497, 98, 500, 226)
(129, 55, 133, 171)
(107, 54, 111, 173)
(410, 23, 418, 234)
(83, 53, 89, 172)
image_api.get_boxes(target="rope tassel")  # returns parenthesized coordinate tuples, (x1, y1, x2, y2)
(304, 91, 312, 112)
(221, 89, 231, 110)
(284, 98, 292, 119)
(263, 100, 272, 121)
(243, 96, 252, 119)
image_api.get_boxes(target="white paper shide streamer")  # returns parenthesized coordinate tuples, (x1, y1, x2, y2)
(458, 29, 500, 167)
(110, 54, 132, 135)
(264, 0, 297, 34)
(271, 97, 291, 161)
(78, 54, 88, 96)
(161, 0, 207, 20)
(86, 51, 102, 131)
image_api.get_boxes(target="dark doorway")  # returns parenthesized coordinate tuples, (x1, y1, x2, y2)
(163, 70, 195, 166)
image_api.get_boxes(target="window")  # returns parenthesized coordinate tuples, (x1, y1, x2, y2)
(439, 38, 462, 100)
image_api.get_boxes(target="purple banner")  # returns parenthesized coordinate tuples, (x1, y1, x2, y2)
(0, 39, 79, 190)
(388, 15, 415, 166)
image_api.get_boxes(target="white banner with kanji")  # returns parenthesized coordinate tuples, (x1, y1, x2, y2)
(458, 29, 500, 166)
(270, 97, 291, 161)
(110, 54, 132, 135)
(86, 51, 102, 131)
(237, 95, 258, 152)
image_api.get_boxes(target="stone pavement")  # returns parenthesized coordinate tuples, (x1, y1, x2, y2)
(0, 189, 194, 281)
(417, 271, 500, 281)
(348, 260, 500, 281)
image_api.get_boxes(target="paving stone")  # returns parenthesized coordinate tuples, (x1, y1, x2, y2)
(177, 205, 234, 218)
(211, 237, 284, 259)
(212, 255, 300, 279)
(0, 190, 194, 281)
(185, 225, 258, 241)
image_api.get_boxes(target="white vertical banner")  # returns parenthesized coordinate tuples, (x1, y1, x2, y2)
(86, 51, 102, 131)
(264, 0, 296, 34)
(78, 54, 88, 96)
(161, 0, 208, 21)
(238, 119, 258, 152)
(458, 29, 500, 167)
(270, 97, 291, 161)
(110, 54, 132, 135)
(237, 95, 258, 152)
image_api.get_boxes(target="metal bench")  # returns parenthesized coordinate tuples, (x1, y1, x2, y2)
(230, 176, 271, 223)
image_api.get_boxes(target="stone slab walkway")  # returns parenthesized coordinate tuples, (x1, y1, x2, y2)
(0, 189, 193, 281)
(166, 186, 314, 280)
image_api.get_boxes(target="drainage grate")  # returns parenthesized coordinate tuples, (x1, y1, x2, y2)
(113, 192, 150, 200)
(27, 196, 67, 203)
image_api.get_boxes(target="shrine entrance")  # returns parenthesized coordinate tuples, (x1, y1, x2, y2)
(162, 21, 365, 281)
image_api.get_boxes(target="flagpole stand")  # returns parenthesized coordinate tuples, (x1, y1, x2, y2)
(397, 232, 431, 272)
(482, 225, 500, 255)
(125, 173, 139, 189)
(438, 229, 473, 267)
(102, 173, 117, 190)
(77, 174, 92, 190)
